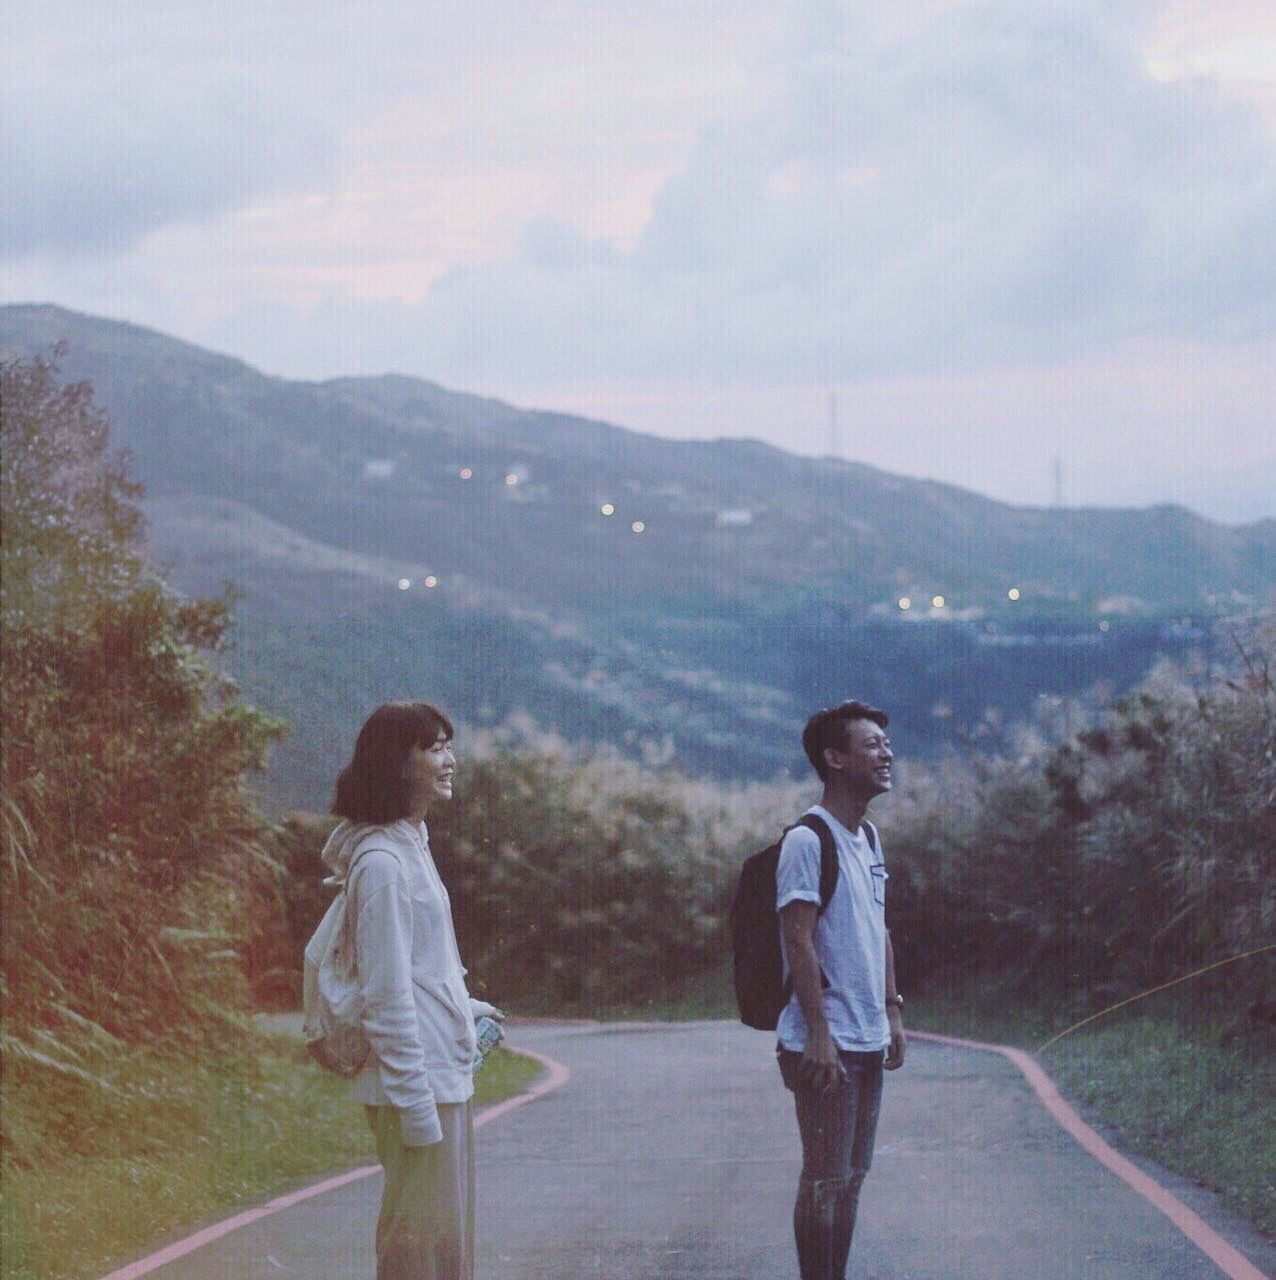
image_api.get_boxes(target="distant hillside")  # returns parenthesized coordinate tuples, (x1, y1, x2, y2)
(4, 304, 1272, 808)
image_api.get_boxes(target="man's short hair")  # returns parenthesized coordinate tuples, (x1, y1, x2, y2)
(802, 700, 890, 781)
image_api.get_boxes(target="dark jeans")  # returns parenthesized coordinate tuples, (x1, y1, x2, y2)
(778, 1047, 885, 1280)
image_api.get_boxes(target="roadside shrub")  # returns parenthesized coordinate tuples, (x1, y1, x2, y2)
(270, 620, 1272, 1021)
(244, 812, 339, 1008)
(1, 353, 285, 1075)
(882, 618, 1274, 1017)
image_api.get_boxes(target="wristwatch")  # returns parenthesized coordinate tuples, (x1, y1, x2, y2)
(885, 993, 904, 1011)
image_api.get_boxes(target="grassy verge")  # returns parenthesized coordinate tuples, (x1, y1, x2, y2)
(1044, 1017, 1275, 1238)
(1, 1028, 543, 1280)
(911, 981, 1275, 1239)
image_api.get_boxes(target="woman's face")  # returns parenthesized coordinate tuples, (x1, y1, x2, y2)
(404, 734, 455, 817)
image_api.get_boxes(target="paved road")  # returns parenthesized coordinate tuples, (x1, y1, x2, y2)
(133, 1021, 1273, 1279)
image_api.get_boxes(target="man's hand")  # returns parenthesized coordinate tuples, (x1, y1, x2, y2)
(885, 1008, 906, 1070)
(801, 1027, 846, 1092)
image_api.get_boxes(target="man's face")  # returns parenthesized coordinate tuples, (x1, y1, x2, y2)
(827, 718, 893, 798)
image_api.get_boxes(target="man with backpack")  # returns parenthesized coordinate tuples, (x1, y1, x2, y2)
(774, 700, 905, 1280)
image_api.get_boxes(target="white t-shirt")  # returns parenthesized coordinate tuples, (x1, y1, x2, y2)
(775, 805, 890, 1053)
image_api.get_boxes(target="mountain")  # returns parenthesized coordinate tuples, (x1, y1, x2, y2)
(4, 304, 1272, 809)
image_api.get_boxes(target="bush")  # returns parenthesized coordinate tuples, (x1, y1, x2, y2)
(270, 618, 1273, 1023)
(244, 812, 340, 1008)
(1, 352, 285, 1078)
(881, 617, 1275, 1017)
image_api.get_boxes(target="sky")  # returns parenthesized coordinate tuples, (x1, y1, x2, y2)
(4, 0, 1275, 523)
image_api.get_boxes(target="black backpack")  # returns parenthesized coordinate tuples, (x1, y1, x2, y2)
(729, 813, 838, 1030)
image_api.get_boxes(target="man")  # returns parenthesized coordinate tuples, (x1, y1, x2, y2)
(776, 700, 905, 1280)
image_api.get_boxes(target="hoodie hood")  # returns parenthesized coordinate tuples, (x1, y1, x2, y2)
(320, 819, 423, 887)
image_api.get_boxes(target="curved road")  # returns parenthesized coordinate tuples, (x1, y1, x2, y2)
(126, 1021, 1273, 1279)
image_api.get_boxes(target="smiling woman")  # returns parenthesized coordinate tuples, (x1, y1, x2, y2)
(324, 701, 500, 1280)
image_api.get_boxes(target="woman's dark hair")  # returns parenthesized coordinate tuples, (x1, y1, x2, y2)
(802, 700, 889, 782)
(332, 701, 454, 824)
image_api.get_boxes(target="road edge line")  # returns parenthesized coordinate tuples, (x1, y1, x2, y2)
(911, 1030, 1267, 1280)
(96, 1044, 571, 1280)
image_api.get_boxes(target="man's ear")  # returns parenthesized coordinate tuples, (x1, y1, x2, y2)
(822, 745, 844, 774)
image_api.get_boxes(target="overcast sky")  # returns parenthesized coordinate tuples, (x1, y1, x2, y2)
(4, 0, 1274, 522)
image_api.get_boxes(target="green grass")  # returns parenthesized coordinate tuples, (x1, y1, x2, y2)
(1, 1029, 543, 1280)
(908, 980, 1085, 1048)
(1044, 1018, 1275, 1238)
(910, 981, 1276, 1239)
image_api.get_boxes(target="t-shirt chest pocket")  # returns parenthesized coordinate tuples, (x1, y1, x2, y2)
(869, 863, 888, 905)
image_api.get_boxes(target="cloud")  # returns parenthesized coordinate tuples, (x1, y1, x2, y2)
(13, 0, 1275, 411)
(2, 60, 334, 257)
(373, 0, 1276, 384)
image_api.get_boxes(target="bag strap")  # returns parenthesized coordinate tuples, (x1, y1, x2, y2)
(340, 827, 408, 896)
(793, 813, 839, 916)
(779, 813, 839, 1005)
(341, 841, 382, 894)
(332, 841, 391, 963)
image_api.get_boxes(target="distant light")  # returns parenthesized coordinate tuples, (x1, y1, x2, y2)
(397, 579, 411, 591)
(1008, 587, 1021, 601)
(932, 595, 945, 608)
(601, 503, 615, 516)
(424, 576, 438, 589)
(631, 521, 645, 533)
(459, 468, 473, 480)
(505, 474, 519, 486)
(1099, 619, 1111, 633)
(898, 597, 912, 611)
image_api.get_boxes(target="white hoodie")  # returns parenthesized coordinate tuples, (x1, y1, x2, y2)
(321, 819, 482, 1146)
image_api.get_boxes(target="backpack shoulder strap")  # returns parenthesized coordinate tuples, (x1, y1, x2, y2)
(794, 813, 838, 915)
(342, 832, 405, 890)
(862, 818, 879, 854)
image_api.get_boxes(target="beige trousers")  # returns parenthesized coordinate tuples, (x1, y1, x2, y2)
(366, 1102, 475, 1280)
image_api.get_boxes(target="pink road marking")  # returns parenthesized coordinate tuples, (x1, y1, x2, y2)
(471, 1046, 571, 1127)
(912, 1030, 1268, 1280)
(97, 1044, 570, 1280)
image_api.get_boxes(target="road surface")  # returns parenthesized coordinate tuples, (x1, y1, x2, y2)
(122, 1020, 1274, 1279)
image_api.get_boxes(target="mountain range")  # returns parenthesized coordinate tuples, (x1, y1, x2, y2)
(3, 303, 1272, 809)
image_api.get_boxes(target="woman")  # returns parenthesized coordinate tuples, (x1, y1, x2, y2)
(323, 701, 497, 1280)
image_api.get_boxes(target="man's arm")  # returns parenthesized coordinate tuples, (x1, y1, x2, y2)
(780, 902, 843, 1091)
(884, 928, 906, 1070)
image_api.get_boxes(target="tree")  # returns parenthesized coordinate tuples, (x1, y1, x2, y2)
(0, 347, 144, 629)
(1, 352, 285, 1054)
